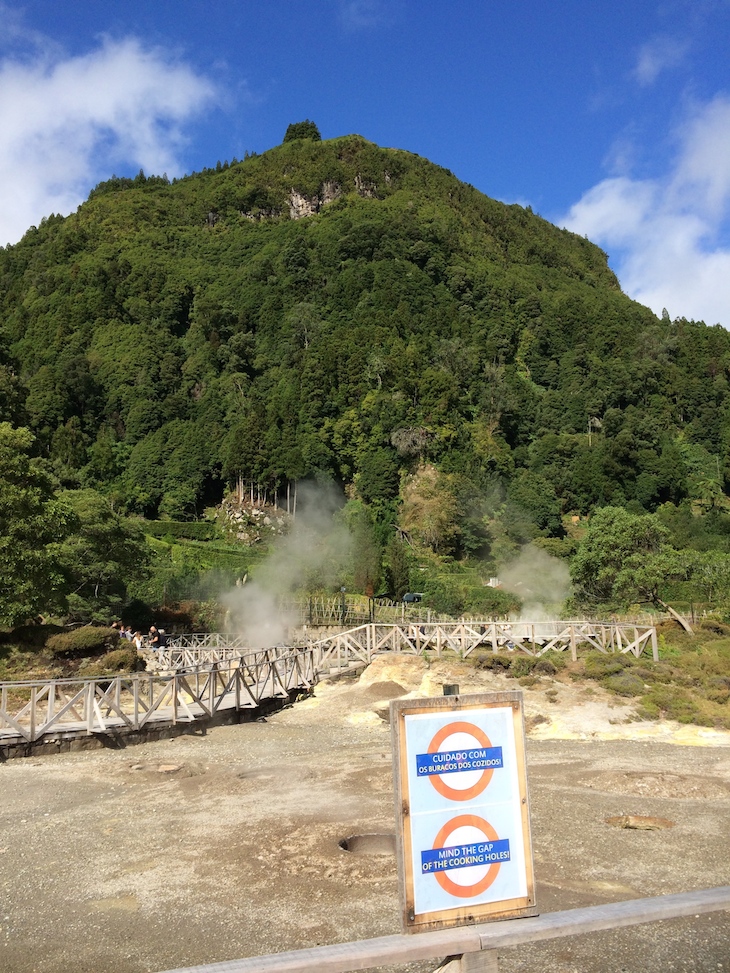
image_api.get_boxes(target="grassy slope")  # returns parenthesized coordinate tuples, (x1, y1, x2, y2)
(471, 619, 730, 729)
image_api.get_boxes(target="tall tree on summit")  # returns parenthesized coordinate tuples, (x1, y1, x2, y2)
(283, 119, 321, 142)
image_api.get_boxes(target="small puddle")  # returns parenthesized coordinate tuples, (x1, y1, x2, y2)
(339, 832, 396, 855)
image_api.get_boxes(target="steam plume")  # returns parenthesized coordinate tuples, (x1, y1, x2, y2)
(498, 544, 571, 621)
(223, 481, 351, 647)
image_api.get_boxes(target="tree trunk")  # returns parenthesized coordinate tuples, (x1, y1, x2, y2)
(656, 598, 693, 634)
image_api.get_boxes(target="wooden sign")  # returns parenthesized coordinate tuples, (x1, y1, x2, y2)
(391, 691, 537, 932)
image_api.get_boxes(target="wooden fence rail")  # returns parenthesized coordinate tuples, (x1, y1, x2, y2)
(165, 620, 658, 673)
(155, 885, 730, 973)
(2, 620, 658, 747)
(306, 620, 659, 668)
(0, 647, 317, 746)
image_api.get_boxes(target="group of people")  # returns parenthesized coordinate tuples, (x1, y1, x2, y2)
(111, 622, 167, 652)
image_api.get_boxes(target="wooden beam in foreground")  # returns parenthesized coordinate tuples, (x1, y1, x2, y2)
(157, 885, 730, 973)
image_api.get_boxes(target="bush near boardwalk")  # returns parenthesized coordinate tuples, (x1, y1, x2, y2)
(46, 626, 121, 658)
(78, 646, 144, 676)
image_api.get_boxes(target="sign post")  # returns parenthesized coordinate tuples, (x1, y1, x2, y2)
(391, 691, 536, 932)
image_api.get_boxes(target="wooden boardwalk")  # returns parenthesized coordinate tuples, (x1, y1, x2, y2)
(314, 619, 658, 664)
(0, 619, 657, 752)
(167, 620, 658, 671)
(0, 647, 316, 751)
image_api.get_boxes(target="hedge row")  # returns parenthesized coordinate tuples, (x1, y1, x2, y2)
(142, 521, 219, 541)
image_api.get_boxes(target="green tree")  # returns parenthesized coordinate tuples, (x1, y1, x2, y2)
(571, 506, 682, 606)
(55, 489, 151, 623)
(283, 120, 321, 143)
(686, 550, 730, 605)
(0, 424, 69, 623)
(356, 448, 400, 504)
(384, 535, 410, 599)
(345, 501, 382, 596)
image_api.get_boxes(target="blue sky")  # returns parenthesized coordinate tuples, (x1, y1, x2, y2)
(1, 0, 729, 326)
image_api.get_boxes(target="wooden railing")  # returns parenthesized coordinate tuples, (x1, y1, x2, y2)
(1, 620, 658, 747)
(281, 595, 450, 627)
(308, 619, 659, 668)
(0, 647, 317, 746)
(160, 641, 294, 669)
(155, 885, 730, 973)
(166, 620, 658, 673)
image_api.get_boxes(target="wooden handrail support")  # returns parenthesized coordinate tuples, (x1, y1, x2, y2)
(157, 886, 730, 973)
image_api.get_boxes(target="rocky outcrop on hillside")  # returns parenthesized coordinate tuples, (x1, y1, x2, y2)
(288, 180, 341, 218)
(220, 497, 290, 544)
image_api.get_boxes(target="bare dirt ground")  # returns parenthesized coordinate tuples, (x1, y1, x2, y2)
(1, 655, 729, 973)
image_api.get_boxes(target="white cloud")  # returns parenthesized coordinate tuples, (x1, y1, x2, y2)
(633, 35, 688, 86)
(0, 36, 217, 246)
(337, 0, 391, 31)
(561, 94, 730, 327)
(672, 96, 730, 212)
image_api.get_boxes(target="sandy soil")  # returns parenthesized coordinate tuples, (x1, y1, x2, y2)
(1, 655, 729, 973)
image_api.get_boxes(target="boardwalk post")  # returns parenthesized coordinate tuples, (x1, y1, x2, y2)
(30, 686, 37, 742)
(651, 626, 659, 661)
(172, 673, 179, 725)
(570, 626, 577, 662)
(132, 678, 140, 729)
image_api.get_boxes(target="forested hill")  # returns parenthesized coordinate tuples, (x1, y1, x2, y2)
(1, 132, 729, 544)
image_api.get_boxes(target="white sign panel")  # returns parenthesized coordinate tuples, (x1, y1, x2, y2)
(392, 692, 536, 932)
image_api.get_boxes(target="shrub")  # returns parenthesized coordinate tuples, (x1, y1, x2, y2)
(604, 671, 645, 696)
(78, 646, 143, 676)
(46, 626, 120, 658)
(143, 521, 219, 541)
(509, 656, 538, 678)
(634, 663, 673, 684)
(474, 654, 512, 671)
(533, 657, 557, 675)
(422, 580, 465, 617)
(639, 685, 702, 724)
(699, 619, 730, 636)
(422, 578, 521, 618)
(544, 651, 569, 670)
(462, 587, 521, 616)
(707, 685, 730, 704)
(583, 651, 634, 680)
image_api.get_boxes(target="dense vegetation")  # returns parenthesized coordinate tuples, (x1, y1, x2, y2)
(2, 129, 730, 627)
